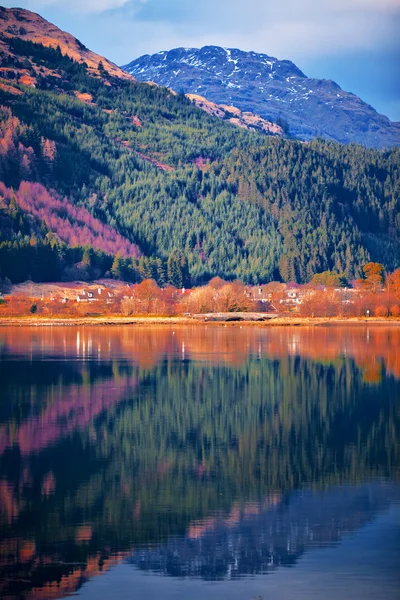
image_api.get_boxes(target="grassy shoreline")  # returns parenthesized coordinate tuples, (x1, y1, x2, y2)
(0, 315, 400, 327)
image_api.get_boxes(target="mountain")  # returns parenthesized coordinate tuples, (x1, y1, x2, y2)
(0, 8, 280, 138)
(123, 46, 400, 149)
(0, 8, 399, 286)
(0, 6, 132, 81)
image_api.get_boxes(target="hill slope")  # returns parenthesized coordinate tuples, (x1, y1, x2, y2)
(186, 93, 283, 136)
(0, 8, 399, 286)
(0, 6, 132, 81)
(123, 46, 400, 149)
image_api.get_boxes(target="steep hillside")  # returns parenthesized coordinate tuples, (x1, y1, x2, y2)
(186, 94, 283, 136)
(0, 8, 399, 286)
(0, 6, 132, 82)
(123, 46, 400, 148)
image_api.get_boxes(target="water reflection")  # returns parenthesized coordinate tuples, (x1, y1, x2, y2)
(1, 325, 400, 377)
(0, 325, 399, 599)
(131, 484, 400, 580)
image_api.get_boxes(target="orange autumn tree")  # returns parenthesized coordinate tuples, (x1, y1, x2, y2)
(386, 268, 400, 299)
(179, 281, 251, 314)
(179, 285, 215, 314)
(361, 262, 385, 293)
(299, 288, 342, 318)
(120, 279, 169, 315)
(386, 268, 400, 316)
(214, 281, 252, 313)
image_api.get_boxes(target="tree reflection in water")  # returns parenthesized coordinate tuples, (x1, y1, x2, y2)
(0, 325, 399, 599)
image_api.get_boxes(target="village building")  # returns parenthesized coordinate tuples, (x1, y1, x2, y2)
(76, 290, 98, 302)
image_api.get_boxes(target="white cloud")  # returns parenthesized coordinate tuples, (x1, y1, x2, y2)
(13, 0, 400, 18)
(2, 0, 399, 61)
(115, 0, 400, 60)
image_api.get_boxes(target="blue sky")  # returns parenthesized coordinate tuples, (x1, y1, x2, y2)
(3, 0, 400, 120)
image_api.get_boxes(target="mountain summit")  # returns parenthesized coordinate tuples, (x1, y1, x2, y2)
(123, 46, 400, 148)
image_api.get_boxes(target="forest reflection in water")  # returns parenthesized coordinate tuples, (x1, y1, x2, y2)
(0, 325, 399, 600)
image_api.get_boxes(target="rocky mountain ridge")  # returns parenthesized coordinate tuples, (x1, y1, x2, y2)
(123, 46, 400, 148)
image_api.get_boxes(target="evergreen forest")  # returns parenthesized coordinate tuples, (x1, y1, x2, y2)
(0, 37, 399, 285)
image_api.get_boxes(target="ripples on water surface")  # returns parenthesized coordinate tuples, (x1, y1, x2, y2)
(0, 325, 399, 600)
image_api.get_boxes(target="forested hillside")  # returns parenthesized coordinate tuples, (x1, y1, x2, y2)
(0, 8, 399, 285)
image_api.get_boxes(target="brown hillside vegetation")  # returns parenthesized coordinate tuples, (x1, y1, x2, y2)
(0, 7, 133, 81)
(187, 94, 283, 136)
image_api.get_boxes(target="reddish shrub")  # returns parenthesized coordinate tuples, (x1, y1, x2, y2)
(375, 305, 389, 317)
(390, 304, 400, 317)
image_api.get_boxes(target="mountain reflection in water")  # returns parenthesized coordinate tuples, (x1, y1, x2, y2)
(0, 325, 399, 600)
(131, 484, 400, 580)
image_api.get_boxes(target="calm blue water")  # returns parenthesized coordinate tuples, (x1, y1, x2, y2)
(0, 325, 399, 599)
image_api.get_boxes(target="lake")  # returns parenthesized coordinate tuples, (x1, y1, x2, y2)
(0, 325, 399, 600)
